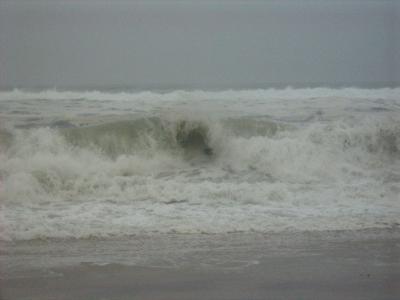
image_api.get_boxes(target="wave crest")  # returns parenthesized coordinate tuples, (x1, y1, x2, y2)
(1, 114, 399, 240)
(1, 87, 399, 102)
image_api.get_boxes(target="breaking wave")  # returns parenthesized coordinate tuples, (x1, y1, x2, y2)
(0, 87, 399, 241)
(1, 87, 400, 102)
(1, 113, 399, 240)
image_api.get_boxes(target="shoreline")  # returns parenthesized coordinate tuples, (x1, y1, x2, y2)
(1, 228, 399, 299)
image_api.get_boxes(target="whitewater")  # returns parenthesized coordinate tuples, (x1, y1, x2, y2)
(0, 88, 399, 241)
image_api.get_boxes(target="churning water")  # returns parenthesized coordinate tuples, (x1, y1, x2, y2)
(0, 88, 399, 240)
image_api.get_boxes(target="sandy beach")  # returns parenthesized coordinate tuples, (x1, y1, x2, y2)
(1, 229, 399, 300)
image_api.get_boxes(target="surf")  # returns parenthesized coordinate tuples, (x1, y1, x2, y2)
(0, 88, 399, 241)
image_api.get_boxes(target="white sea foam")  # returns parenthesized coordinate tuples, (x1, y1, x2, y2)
(1, 87, 400, 102)
(0, 88, 399, 240)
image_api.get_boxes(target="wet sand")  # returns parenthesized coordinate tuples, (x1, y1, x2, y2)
(1, 229, 399, 300)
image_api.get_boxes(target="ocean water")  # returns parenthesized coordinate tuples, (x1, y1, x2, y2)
(0, 87, 399, 241)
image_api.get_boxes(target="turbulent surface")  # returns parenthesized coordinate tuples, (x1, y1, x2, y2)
(0, 88, 399, 240)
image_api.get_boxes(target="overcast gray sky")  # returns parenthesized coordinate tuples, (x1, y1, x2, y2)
(0, 0, 399, 89)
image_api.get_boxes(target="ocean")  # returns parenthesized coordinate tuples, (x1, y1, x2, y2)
(0, 87, 399, 241)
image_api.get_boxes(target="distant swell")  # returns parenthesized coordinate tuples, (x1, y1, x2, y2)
(1, 87, 400, 102)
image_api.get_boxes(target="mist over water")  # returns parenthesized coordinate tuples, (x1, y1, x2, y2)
(0, 88, 399, 240)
